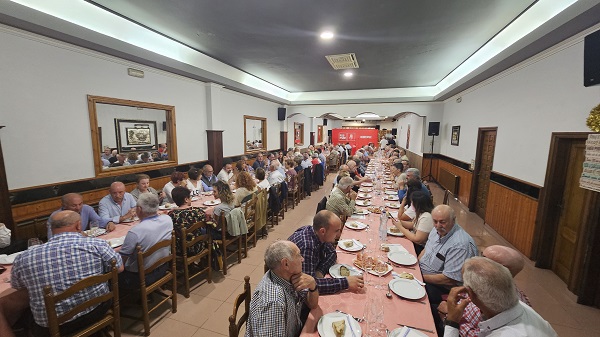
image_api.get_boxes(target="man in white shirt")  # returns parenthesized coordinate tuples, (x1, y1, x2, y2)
(300, 152, 312, 169)
(379, 136, 388, 149)
(444, 257, 557, 337)
(217, 162, 234, 183)
(267, 163, 285, 185)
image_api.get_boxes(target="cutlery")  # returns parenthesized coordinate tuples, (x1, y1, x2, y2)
(396, 324, 435, 334)
(335, 310, 364, 323)
(345, 314, 358, 337)
(386, 284, 393, 299)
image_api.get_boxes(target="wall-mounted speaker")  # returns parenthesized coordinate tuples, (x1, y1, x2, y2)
(323, 118, 328, 126)
(428, 122, 440, 136)
(391, 128, 397, 135)
(584, 29, 600, 87)
(277, 108, 286, 121)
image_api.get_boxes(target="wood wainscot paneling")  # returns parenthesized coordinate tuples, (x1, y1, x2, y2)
(436, 161, 472, 206)
(484, 181, 538, 258)
(406, 151, 423, 174)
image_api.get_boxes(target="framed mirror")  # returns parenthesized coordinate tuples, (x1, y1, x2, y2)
(294, 122, 304, 145)
(244, 115, 267, 153)
(88, 95, 178, 177)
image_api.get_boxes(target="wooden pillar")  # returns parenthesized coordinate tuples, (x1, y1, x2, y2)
(0, 126, 15, 237)
(280, 131, 288, 151)
(206, 130, 224, 171)
(310, 132, 315, 146)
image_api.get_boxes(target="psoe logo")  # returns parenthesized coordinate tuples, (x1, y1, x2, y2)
(339, 133, 347, 140)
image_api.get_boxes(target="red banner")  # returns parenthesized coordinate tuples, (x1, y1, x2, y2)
(331, 128, 379, 156)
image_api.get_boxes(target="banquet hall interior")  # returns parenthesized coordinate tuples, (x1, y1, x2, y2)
(1, 1, 600, 336)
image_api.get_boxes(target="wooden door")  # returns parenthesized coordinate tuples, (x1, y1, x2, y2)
(552, 140, 586, 283)
(474, 129, 497, 219)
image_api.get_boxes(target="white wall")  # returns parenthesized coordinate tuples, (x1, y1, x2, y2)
(286, 114, 323, 148)
(219, 89, 281, 156)
(441, 34, 600, 186)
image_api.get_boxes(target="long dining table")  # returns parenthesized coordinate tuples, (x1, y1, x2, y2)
(300, 164, 437, 337)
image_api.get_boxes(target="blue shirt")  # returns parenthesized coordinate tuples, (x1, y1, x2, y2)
(120, 214, 173, 272)
(47, 205, 110, 239)
(98, 192, 137, 224)
(288, 226, 347, 294)
(11, 232, 123, 327)
(419, 224, 478, 283)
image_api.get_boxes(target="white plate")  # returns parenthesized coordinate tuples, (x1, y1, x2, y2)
(107, 236, 126, 248)
(159, 204, 177, 210)
(203, 200, 222, 206)
(387, 227, 405, 237)
(389, 327, 428, 337)
(355, 200, 371, 206)
(353, 209, 370, 215)
(358, 188, 373, 192)
(389, 278, 426, 300)
(388, 251, 417, 265)
(385, 190, 398, 195)
(357, 193, 372, 199)
(121, 218, 136, 223)
(386, 195, 400, 201)
(329, 264, 362, 278)
(345, 221, 367, 230)
(0, 251, 23, 265)
(385, 202, 401, 209)
(191, 197, 199, 201)
(337, 239, 364, 252)
(317, 312, 362, 337)
(361, 183, 374, 187)
(84, 228, 106, 237)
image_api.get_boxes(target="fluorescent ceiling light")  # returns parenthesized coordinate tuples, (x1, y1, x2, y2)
(343, 71, 353, 78)
(320, 31, 334, 39)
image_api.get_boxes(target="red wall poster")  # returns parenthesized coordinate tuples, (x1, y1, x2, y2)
(331, 128, 379, 156)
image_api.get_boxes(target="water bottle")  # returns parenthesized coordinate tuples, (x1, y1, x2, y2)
(379, 209, 388, 242)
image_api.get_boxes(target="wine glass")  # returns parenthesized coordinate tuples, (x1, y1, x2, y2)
(27, 238, 42, 249)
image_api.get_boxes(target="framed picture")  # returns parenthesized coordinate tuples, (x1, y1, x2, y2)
(317, 125, 324, 143)
(451, 125, 461, 146)
(294, 122, 304, 145)
(114, 119, 158, 152)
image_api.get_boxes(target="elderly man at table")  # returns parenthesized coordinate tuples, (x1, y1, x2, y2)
(246, 240, 318, 337)
(444, 257, 557, 337)
(267, 162, 286, 185)
(47, 192, 115, 239)
(8, 210, 123, 337)
(326, 177, 357, 218)
(216, 161, 235, 183)
(300, 152, 313, 169)
(99, 181, 137, 224)
(438, 245, 531, 337)
(289, 210, 364, 294)
(200, 164, 219, 191)
(118, 193, 173, 289)
(252, 152, 268, 171)
(406, 168, 431, 198)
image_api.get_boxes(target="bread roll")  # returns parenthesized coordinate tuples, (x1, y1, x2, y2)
(332, 319, 346, 337)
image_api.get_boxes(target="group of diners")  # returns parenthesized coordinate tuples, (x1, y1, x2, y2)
(100, 143, 169, 168)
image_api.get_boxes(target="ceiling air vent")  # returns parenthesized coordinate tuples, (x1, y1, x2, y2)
(325, 53, 359, 70)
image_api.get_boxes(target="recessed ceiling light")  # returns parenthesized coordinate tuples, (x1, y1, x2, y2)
(343, 71, 353, 78)
(320, 31, 334, 39)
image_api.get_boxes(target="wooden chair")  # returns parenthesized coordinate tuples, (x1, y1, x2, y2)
(122, 232, 177, 336)
(244, 195, 258, 250)
(43, 260, 120, 337)
(213, 215, 243, 275)
(297, 172, 305, 200)
(267, 184, 285, 228)
(443, 189, 453, 205)
(176, 221, 212, 298)
(228, 276, 251, 337)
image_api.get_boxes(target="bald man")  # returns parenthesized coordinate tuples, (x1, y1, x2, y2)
(47, 193, 115, 239)
(438, 245, 531, 337)
(98, 182, 137, 224)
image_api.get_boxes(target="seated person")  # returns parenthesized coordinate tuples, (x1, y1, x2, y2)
(240, 156, 254, 173)
(99, 182, 137, 224)
(267, 163, 285, 185)
(48, 192, 114, 239)
(135, 152, 151, 164)
(325, 176, 356, 218)
(251, 152, 268, 171)
(162, 171, 186, 204)
(211, 181, 236, 240)
(406, 168, 431, 198)
(200, 164, 219, 191)
(397, 179, 424, 222)
(301, 152, 313, 169)
(216, 162, 234, 183)
(256, 168, 271, 190)
(246, 240, 318, 337)
(126, 152, 138, 165)
(119, 193, 173, 289)
(10, 211, 123, 336)
(130, 174, 162, 201)
(284, 159, 297, 191)
(289, 210, 363, 294)
(168, 186, 209, 256)
(293, 156, 303, 173)
(234, 171, 257, 206)
(186, 167, 204, 197)
(390, 191, 434, 255)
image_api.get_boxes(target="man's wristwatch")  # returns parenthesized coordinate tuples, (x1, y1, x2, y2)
(444, 319, 460, 329)
(308, 286, 318, 292)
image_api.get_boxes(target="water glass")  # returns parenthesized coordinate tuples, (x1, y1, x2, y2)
(27, 238, 43, 249)
(364, 290, 386, 336)
(90, 220, 99, 236)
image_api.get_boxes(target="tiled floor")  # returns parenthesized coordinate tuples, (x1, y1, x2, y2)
(120, 176, 600, 337)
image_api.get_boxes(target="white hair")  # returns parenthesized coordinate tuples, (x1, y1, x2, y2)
(137, 192, 159, 215)
(463, 257, 518, 315)
(338, 176, 354, 189)
(264, 241, 294, 271)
